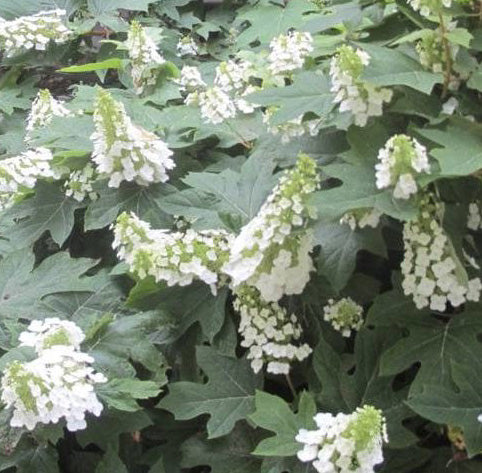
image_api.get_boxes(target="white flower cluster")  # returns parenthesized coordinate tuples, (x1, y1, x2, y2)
(268, 31, 313, 75)
(340, 208, 382, 231)
(330, 45, 392, 127)
(176, 35, 199, 57)
(64, 164, 98, 202)
(179, 65, 206, 94)
(233, 285, 312, 374)
(407, 0, 451, 17)
(0, 9, 71, 57)
(401, 197, 482, 310)
(112, 212, 234, 293)
(323, 298, 364, 337)
(26, 89, 71, 140)
(91, 89, 175, 187)
(1, 318, 106, 432)
(0, 147, 59, 194)
(180, 60, 257, 125)
(223, 154, 320, 302)
(467, 202, 482, 231)
(126, 21, 165, 94)
(375, 134, 430, 200)
(296, 405, 388, 473)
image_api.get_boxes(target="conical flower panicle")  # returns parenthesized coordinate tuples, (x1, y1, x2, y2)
(0, 9, 71, 57)
(296, 405, 388, 473)
(268, 31, 313, 75)
(113, 212, 234, 293)
(233, 285, 312, 374)
(126, 20, 165, 94)
(1, 319, 106, 432)
(375, 134, 430, 200)
(91, 89, 175, 187)
(26, 89, 72, 140)
(330, 45, 392, 127)
(223, 154, 320, 302)
(401, 195, 482, 310)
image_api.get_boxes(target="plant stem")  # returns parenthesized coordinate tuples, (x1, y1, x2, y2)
(285, 373, 296, 398)
(438, 14, 453, 99)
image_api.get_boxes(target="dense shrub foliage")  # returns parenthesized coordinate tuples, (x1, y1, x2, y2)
(0, 0, 481, 472)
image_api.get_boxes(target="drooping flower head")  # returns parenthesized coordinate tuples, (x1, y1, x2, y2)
(0, 9, 72, 57)
(296, 405, 388, 473)
(223, 154, 320, 302)
(268, 31, 313, 75)
(26, 89, 72, 140)
(1, 320, 106, 432)
(179, 65, 206, 94)
(375, 134, 430, 200)
(91, 89, 175, 187)
(0, 147, 60, 194)
(214, 60, 252, 92)
(126, 20, 165, 94)
(323, 298, 364, 337)
(401, 195, 481, 310)
(233, 285, 312, 374)
(113, 212, 234, 293)
(330, 45, 392, 127)
(198, 87, 237, 125)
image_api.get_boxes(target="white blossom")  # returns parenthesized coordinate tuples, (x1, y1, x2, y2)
(1, 320, 106, 432)
(268, 31, 313, 75)
(442, 97, 459, 115)
(91, 89, 175, 187)
(401, 196, 481, 310)
(176, 36, 198, 56)
(126, 20, 165, 94)
(262, 110, 323, 144)
(323, 298, 364, 337)
(467, 202, 482, 231)
(19, 318, 85, 355)
(0, 148, 59, 194)
(179, 65, 206, 93)
(296, 405, 388, 473)
(198, 87, 237, 125)
(64, 164, 98, 202)
(340, 208, 382, 231)
(233, 285, 311, 374)
(113, 212, 234, 294)
(375, 134, 430, 200)
(223, 154, 320, 302)
(214, 60, 252, 92)
(0, 9, 72, 57)
(330, 45, 392, 127)
(26, 89, 72, 141)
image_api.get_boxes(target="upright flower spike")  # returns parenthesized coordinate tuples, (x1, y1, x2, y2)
(112, 212, 234, 293)
(296, 405, 388, 473)
(1, 320, 106, 432)
(126, 20, 165, 94)
(268, 31, 313, 75)
(0, 148, 60, 194)
(198, 87, 237, 125)
(0, 9, 72, 57)
(26, 89, 72, 140)
(375, 134, 430, 200)
(223, 154, 320, 302)
(329, 45, 392, 127)
(233, 285, 312, 374)
(401, 195, 482, 310)
(91, 89, 175, 188)
(323, 298, 364, 337)
(179, 65, 206, 94)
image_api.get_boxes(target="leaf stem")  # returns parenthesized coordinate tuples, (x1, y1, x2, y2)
(285, 373, 297, 398)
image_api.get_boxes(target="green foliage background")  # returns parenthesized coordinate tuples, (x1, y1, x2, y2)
(0, 0, 481, 472)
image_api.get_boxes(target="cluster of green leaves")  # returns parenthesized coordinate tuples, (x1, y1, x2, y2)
(0, 0, 481, 472)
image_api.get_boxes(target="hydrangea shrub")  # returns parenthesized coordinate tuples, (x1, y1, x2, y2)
(0, 0, 480, 472)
